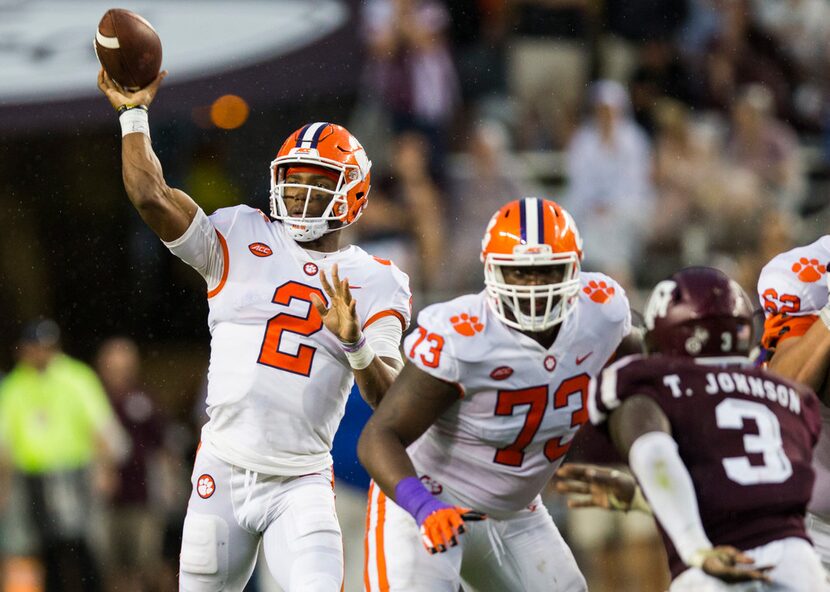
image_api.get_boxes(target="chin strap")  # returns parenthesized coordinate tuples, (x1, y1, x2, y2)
(284, 219, 329, 242)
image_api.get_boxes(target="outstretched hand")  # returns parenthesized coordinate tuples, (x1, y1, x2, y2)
(554, 463, 639, 512)
(698, 546, 772, 584)
(97, 67, 167, 111)
(311, 264, 361, 344)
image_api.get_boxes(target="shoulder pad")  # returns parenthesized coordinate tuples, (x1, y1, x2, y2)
(758, 239, 830, 316)
(579, 272, 631, 324)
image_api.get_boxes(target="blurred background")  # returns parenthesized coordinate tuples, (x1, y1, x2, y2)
(2, 0, 830, 590)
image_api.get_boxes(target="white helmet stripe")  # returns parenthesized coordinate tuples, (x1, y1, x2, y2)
(299, 121, 328, 148)
(525, 197, 540, 245)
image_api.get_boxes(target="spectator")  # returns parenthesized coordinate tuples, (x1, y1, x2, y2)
(602, 0, 688, 82)
(447, 119, 543, 293)
(727, 84, 805, 213)
(95, 338, 165, 592)
(646, 100, 768, 281)
(629, 40, 697, 134)
(752, 0, 830, 73)
(352, 132, 446, 298)
(752, 0, 830, 128)
(507, 0, 595, 148)
(0, 320, 128, 592)
(447, 0, 509, 104)
(565, 81, 655, 287)
(361, 0, 461, 176)
(701, 0, 798, 121)
(650, 100, 711, 250)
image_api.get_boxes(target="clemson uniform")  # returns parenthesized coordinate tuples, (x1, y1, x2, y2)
(169, 203, 410, 591)
(758, 236, 830, 572)
(364, 273, 630, 591)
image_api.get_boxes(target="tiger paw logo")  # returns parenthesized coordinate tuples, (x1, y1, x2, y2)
(583, 280, 615, 304)
(791, 258, 826, 283)
(197, 474, 215, 499)
(419, 474, 443, 495)
(451, 313, 484, 336)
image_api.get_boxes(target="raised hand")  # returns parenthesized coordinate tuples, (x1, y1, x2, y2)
(311, 264, 361, 344)
(97, 67, 167, 111)
(554, 463, 639, 512)
(697, 546, 772, 584)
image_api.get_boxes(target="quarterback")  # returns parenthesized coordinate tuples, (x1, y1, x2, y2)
(358, 198, 631, 591)
(98, 71, 411, 591)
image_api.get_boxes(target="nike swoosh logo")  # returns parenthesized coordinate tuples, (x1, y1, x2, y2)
(576, 352, 593, 365)
(348, 285, 362, 290)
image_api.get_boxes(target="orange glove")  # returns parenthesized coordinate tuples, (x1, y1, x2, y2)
(419, 508, 486, 554)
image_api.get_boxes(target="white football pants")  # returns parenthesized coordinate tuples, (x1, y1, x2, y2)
(363, 480, 586, 592)
(808, 512, 830, 576)
(178, 448, 343, 592)
(670, 537, 828, 591)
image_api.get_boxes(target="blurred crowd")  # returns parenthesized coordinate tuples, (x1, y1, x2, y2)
(0, 320, 197, 592)
(348, 0, 830, 308)
(3, 0, 830, 590)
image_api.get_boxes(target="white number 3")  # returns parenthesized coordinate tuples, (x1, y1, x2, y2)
(720, 332, 732, 352)
(715, 398, 793, 485)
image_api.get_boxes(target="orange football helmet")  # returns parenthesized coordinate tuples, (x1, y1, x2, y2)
(270, 122, 371, 241)
(481, 198, 583, 331)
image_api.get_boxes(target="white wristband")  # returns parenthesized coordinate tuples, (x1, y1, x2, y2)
(342, 334, 376, 370)
(120, 108, 150, 138)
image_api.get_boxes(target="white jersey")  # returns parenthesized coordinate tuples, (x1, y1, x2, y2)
(758, 236, 830, 519)
(165, 205, 411, 476)
(402, 273, 631, 516)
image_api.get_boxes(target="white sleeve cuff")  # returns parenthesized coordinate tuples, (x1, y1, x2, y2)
(163, 208, 225, 292)
(628, 431, 712, 566)
(363, 315, 403, 364)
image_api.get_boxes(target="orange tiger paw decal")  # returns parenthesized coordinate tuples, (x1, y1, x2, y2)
(451, 313, 484, 336)
(583, 280, 615, 304)
(791, 258, 826, 283)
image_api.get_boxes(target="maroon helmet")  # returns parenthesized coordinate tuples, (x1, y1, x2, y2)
(644, 267, 754, 358)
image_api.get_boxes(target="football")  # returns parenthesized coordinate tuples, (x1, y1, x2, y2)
(94, 9, 162, 91)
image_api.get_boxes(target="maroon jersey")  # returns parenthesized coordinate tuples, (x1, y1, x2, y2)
(589, 354, 822, 579)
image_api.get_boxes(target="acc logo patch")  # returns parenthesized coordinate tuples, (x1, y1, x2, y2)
(544, 355, 557, 372)
(248, 242, 273, 257)
(303, 262, 319, 276)
(490, 366, 513, 380)
(197, 474, 216, 499)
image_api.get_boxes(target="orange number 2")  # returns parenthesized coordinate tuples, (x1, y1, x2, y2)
(762, 288, 801, 315)
(257, 281, 326, 376)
